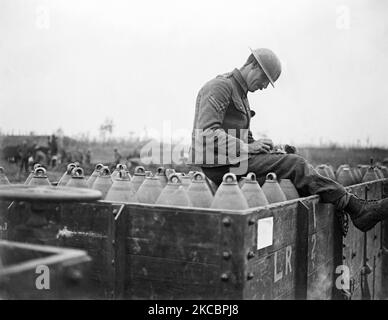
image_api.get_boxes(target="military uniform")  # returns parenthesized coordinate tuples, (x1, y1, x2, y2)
(189, 68, 347, 203)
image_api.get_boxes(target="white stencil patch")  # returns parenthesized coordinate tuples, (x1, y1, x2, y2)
(257, 217, 274, 250)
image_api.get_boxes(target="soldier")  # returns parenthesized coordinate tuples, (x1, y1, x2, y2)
(18, 140, 30, 174)
(114, 148, 122, 166)
(85, 149, 91, 166)
(50, 134, 58, 156)
(34, 146, 47, 166)
(189, 47, 388, 232)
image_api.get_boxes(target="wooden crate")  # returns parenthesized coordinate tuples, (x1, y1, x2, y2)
(0, 179, 387, 300)
(2, 200, 122, 299)
(0, 240, 90, 299)
(114, 180, 387, 300)
(114, 197, 335, 299)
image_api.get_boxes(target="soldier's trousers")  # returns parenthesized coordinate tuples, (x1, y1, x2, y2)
(201, 153, 347, 204)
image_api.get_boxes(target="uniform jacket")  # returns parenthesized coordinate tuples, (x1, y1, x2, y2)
(189, 68, 255, 167)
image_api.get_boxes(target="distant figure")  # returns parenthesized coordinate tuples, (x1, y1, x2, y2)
(48, 134, 58, 167)
(34, 146, 47, 166)
(18, 140, 30, 174)
(114, 148, 122, 166)
(51, 154, 58, 168)
(50, 134, 58, 155)
(85, 150, 91, 165)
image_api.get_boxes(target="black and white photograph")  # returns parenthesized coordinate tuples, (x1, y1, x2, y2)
(0, 0, 388, 307)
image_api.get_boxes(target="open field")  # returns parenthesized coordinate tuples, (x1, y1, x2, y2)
(298, 146, 388, 168)
(1, 141, 388, 183)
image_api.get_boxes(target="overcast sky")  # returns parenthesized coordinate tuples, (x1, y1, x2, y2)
(0, 0, 387, 146)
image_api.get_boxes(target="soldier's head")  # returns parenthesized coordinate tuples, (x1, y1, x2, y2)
(240, 48, 282, 92)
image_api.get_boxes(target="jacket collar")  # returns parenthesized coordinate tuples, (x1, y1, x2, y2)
(232, 68, 248, 97)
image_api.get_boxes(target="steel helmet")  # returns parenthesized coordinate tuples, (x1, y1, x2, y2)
(249, 48, 281, 88)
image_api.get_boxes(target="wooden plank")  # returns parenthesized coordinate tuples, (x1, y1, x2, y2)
(125, 278, 218, 300)
(343, 229, 363, 275)
(56, 202, 119, 299)
(307, 201, 333, 235)
(362, 182, 384, 300)
(306, 199, 343, 300)
(118, 204, 223, 300)
(365, 182, 384, 300)
(383, 179, 388, 197)
(5, 202, 61, 245)
(294, 201, 309, 299)
(242, 200, 310, 300)
(342, 184, 367, 300)
(59, 202, 117, 234)
(243, 202, 299, 259)
(274, 290, 296, 300)
(118, 204, 223, 299)
(0, 200, 10, 239)
(381, 179, 388, 299)
(307, 260, 336, 300)
(307, 228, 335, 298)
(373, 253, 384, 299)
(244, 244, 297, 300)
(351, 281, 362, 300)
(124, 205, 221, 264)
(308, 212, 336, 271)
(219, 212, 247, 300)
(127, 255, 219, 285)
(367, 225, 380, 263)
(114, 204, 127, 299)
(380, 246, 388, 299)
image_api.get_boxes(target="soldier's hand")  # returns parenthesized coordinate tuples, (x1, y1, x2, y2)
(258, 138, 274, 150)
(248, 141, 271, 154)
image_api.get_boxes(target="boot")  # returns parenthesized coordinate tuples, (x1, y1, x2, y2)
(344, 194, 388, 232)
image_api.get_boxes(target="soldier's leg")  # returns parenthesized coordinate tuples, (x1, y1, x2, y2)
(200, 154, 345, 203)
(247, 153, 346, 203)
(247, 153, 388, 232)
(202, 154, 388, 232)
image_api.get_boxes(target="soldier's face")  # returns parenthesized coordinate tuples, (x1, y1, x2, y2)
(247, 65, 270, 92)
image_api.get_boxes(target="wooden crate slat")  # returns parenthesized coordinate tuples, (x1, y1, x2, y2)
(127, 255, 219, 284)
(123, 206, 221, 264)
(125, 278, 218, 300)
